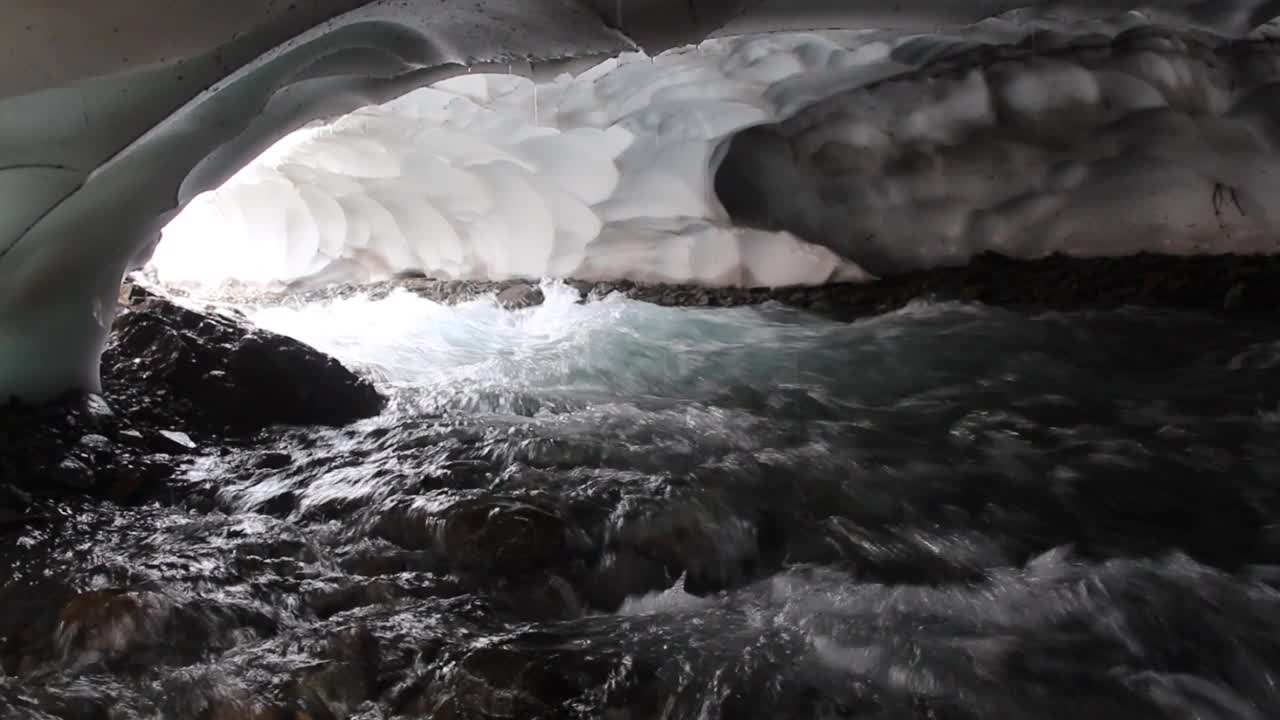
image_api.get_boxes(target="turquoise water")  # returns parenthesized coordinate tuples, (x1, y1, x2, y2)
(6, 285, 1280, 719)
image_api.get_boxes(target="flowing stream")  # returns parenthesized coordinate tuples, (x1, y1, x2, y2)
(6, 281, 1280, 719)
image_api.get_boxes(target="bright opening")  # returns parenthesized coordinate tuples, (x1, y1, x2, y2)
(147, 33, 881, 292)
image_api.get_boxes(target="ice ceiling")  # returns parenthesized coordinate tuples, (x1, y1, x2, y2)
(6, 0, 1280, 399)
(153, 21, 1280, 289)
(149, 37, 878, 290)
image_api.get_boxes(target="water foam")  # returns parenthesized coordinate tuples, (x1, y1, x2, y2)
(245, 280, 866, 414)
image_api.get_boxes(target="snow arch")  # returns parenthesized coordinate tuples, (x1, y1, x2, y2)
(7, 0, 1280, 401)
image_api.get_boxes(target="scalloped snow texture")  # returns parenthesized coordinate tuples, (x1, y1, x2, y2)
(152, 15, 1280, 289)
(150, 32, 902, 289)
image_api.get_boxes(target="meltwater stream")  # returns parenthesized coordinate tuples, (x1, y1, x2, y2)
(8, 282, 1280, 719)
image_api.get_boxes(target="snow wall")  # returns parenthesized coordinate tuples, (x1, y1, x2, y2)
(151, 19, 1280, 289)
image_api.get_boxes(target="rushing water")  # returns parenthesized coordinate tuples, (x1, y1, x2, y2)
(7, 281, 1280, 719)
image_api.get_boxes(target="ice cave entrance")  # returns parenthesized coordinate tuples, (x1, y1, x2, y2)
(146, 36, 875, 293)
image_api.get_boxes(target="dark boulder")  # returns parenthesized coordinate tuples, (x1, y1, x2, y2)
(103, 287, 384, 433)
(0, 392, 176, 503)
(435, 497, 568, 576)
(371, 494, 570, 577)
(495, 282, 545, 309)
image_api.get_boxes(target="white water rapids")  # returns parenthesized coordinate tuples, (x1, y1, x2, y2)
(8, 284, 1280, 718)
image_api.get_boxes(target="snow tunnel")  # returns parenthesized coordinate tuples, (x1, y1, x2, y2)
(144, 45, 873, 292)
(8, 0, 1280, 402)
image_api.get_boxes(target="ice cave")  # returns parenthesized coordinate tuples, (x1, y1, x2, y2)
(10, 2, 1280, 718)
(6, 0, 1280, 400)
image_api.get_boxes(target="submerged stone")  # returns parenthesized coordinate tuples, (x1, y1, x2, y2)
(53, 458, 95, 490)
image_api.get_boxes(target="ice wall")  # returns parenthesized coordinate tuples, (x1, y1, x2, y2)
(718, 26, 1280, 274)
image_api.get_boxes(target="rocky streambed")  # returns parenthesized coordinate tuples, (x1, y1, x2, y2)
(6, 252, 1280, 719)
(0, 285, 385, 512)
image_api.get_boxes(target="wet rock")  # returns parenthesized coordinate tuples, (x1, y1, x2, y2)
(609, 499, 761, 594)
(251, 489, 299, 517)
(158, 429, 197, 451)
(118, 279, 154, 308)
(0, 394, 137, 500)
(287, 625, 381, 714)
(152, 251, 1280, 320)
(0, 506, 21, 526)
(108, 454, 177, 503)
(78, 433, 115, 459)
(255, 452, 294, 470)
(102, 290, 384, 433)
(338, 545, 441, 578)
(421, 646, 584, 719)
(489, 574, 585, 621)
(54, 590, 151, 666)
(435, 497, 568, 575)
(84, 394, 115, 424)
(308, 581, 399, 619)
(0, 354, 222, 501)
(1224, 281, 1247, 310)
(0, 578, 71, 674)
(53, 457, 96, 490)
(2, 691, 117, 720)
(495, 282, 545, 309)
(584, 549, 673, 611)
(330, 624, 379, 667)
(202, 701, 307, 720)
(117, 428, 145, 444)
(78, 433, 113, 451)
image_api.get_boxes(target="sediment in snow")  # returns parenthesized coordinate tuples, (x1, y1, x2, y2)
(152, 26, 1280, 291)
